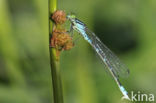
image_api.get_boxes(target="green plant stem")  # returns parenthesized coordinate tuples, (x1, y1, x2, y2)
(49, 0, 64, 103)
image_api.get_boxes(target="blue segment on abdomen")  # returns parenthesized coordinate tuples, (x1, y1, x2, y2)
(75, 23, 92, 44)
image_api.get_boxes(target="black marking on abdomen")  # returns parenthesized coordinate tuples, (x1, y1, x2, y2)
(75, 18, 85, 26)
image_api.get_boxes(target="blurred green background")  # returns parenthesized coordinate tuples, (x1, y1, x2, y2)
(0, 0, 156, 103)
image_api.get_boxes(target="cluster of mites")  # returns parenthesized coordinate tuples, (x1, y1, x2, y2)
(51, 10, 74, 51)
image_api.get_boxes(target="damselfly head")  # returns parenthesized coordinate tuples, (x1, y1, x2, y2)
(67, 14, 76, 20)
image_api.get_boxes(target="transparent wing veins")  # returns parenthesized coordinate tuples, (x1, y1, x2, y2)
(85, 28, 130, 78)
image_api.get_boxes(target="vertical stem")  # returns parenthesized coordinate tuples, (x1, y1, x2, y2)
(49, 0, 64, 103)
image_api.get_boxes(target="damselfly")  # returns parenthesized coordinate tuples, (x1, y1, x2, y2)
(67, 14, 130, 100)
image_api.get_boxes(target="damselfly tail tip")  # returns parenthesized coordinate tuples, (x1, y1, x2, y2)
(122, 95, 131, 101)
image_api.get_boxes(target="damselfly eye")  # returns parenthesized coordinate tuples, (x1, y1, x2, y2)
(70, 15, 76, 18)
(67, 14, 76, 19)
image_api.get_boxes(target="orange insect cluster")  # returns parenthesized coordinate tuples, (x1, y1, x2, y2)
(52, 10, 66, 24)
(51, 29, 74, 51)
(50, 10, 74, 52)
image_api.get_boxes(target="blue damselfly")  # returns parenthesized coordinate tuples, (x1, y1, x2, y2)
(67, 14, 130, 100)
